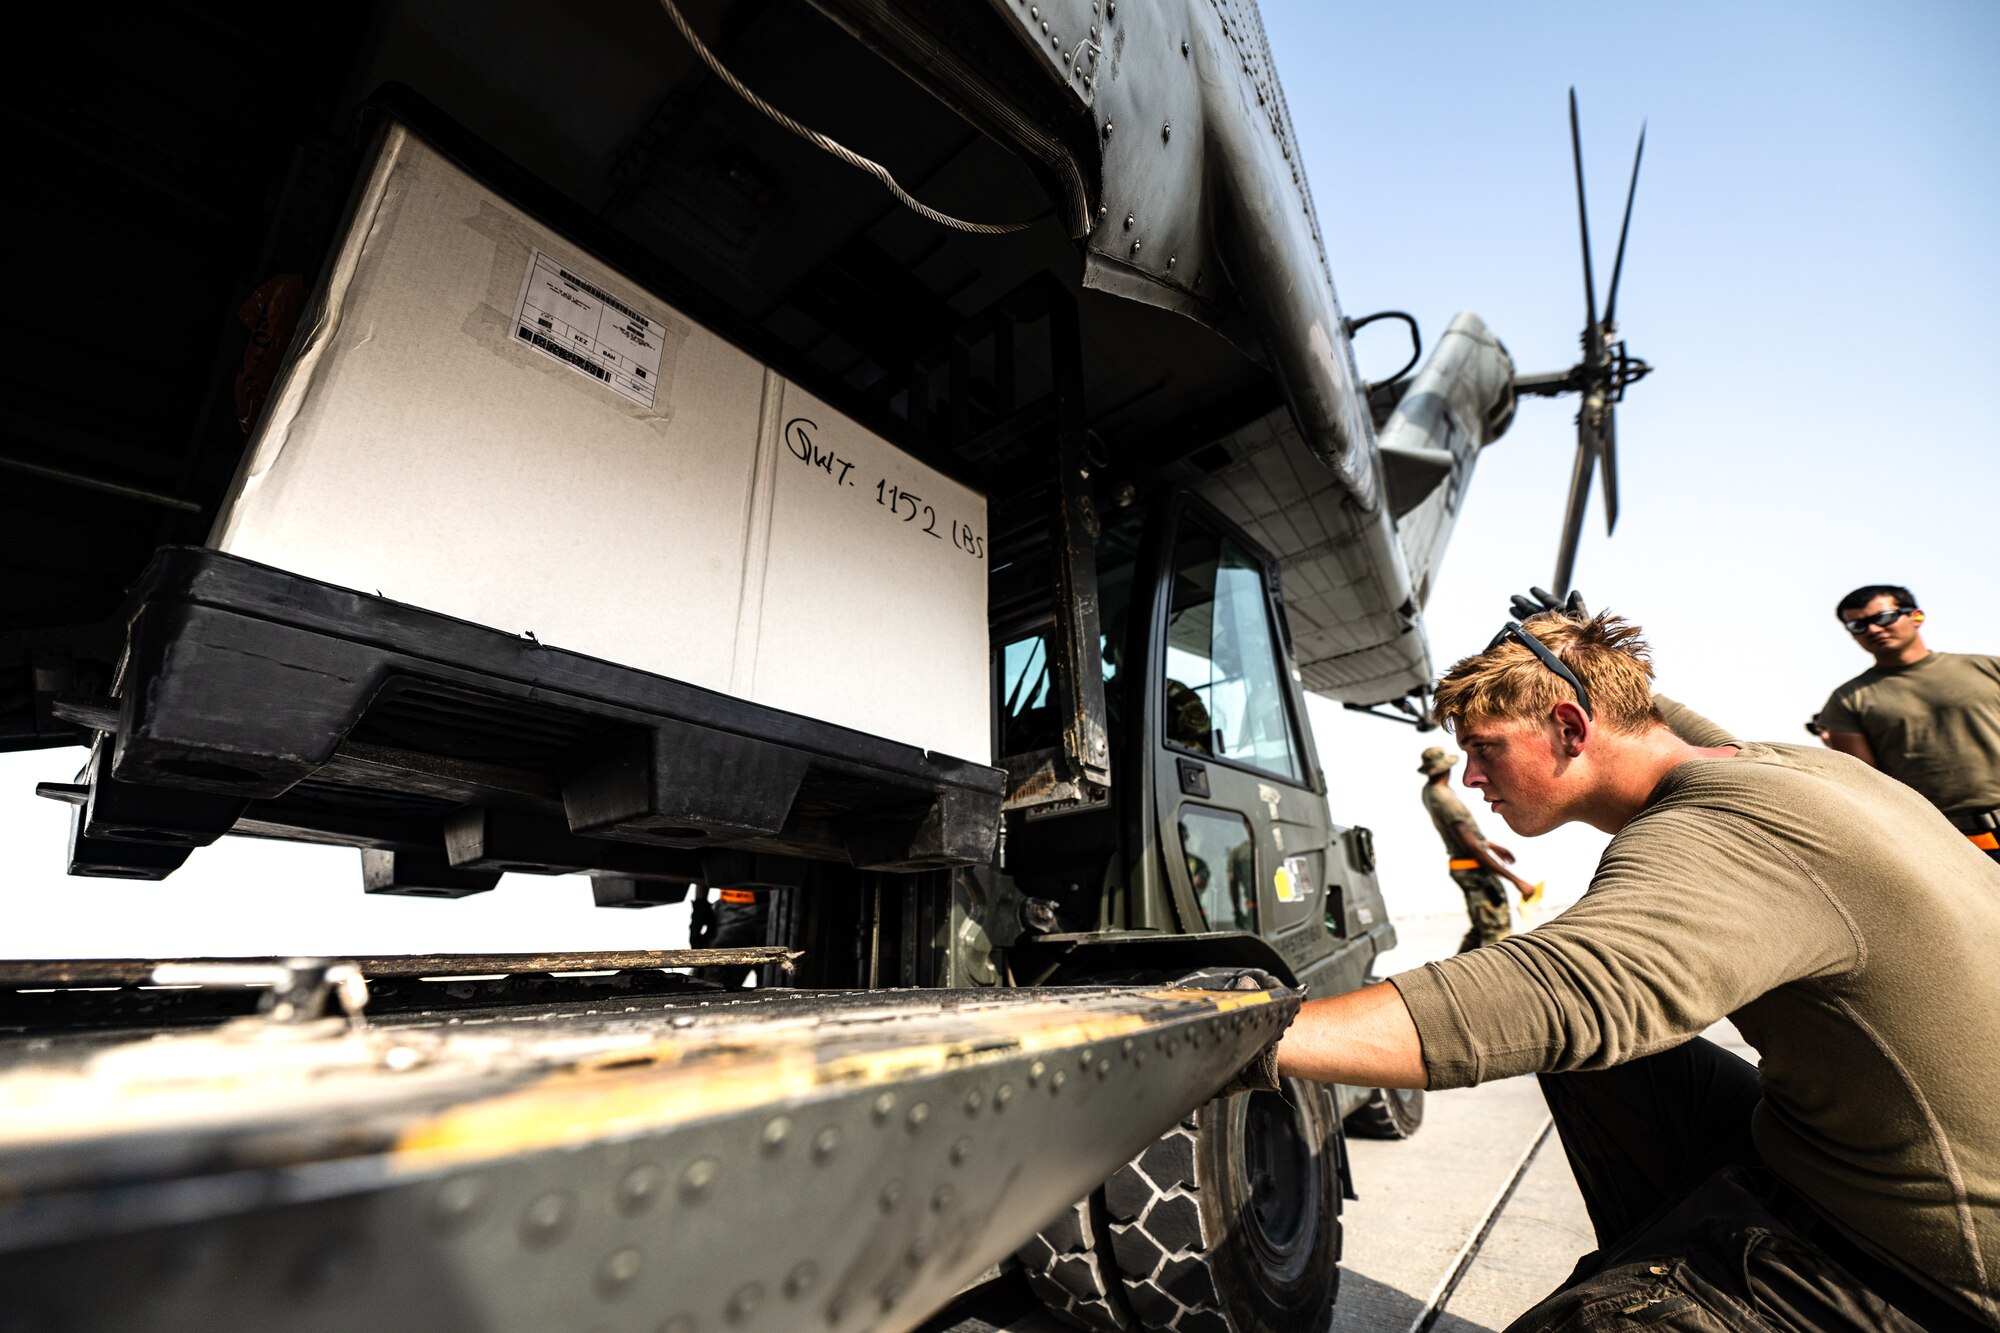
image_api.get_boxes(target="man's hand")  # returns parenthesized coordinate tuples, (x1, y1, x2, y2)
(1486, 840, 1518, 865)
(1509, 586, 1588, 621)
(1217, 1042, 1282, 1096)
(1164, 966, 1286, 993)
(1164, 967, 1292, 1096)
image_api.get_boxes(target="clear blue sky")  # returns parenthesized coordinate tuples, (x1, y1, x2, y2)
(3, 2, 1995, 954)
(1279, 0, 2000, 918)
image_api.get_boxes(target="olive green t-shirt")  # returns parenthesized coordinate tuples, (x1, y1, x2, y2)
(1419, 780, 1481, 857)
(1653, 693, 1736, 749)
(1818, 651, 2000, 817)
(1391, 742, 2000, 1325)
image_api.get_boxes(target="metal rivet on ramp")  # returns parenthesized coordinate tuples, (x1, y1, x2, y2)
(428, 1175, 487, 1234)
(681, 1158, 719, 1202)
(596, 1247, 642, 1299)
(726, 1282, 764, 1323)
(519, 1190, 574, 1249)
(618, 1163, 663, 1215)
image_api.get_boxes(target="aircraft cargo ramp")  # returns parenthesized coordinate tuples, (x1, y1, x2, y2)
(0, 976, 1294, 1332)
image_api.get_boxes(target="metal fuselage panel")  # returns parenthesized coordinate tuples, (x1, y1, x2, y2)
(822, 0, 1437, 703)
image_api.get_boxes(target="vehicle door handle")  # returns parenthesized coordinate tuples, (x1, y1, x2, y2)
(1176, 757, 1210, 798)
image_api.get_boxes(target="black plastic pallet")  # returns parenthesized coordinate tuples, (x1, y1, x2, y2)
(50, 549, 1001, 884)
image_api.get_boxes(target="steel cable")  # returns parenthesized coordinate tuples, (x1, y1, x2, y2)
(656, 0, 1045, 235)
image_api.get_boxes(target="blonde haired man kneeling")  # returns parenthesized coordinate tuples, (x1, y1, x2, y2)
(1250, 610, 1999, 1331)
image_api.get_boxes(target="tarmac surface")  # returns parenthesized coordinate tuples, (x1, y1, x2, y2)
(1325, 911, 1586, 1333)
(929, 908, 1758, 1333)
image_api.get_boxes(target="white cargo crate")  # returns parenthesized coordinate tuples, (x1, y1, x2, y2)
(212, 124, 989, 763)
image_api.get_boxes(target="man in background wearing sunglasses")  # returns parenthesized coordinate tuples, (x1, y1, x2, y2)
(1818, 584, 2000, 862)
(1226, 608, 1997, 1331)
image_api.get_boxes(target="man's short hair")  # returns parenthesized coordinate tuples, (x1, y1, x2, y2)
(1434, 611, 1665, 736)
(1835, 584, 1917, 616)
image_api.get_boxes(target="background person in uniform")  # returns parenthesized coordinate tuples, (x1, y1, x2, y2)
(1225, 836, 1256, 930)
(1238, 609, 1999, 1332)
(690, 886, 770, 989)
(1418, 745, 1539, 951)
(1818, 584, 2000, 862)
(1186, 853, 1214, 909)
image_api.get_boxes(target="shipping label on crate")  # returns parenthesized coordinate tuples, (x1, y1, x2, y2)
(511, 250, 665, 407)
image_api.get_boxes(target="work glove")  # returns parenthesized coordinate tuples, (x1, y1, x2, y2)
(1509, 586, 1588, 621)
(1163, 967, 1293, 1096)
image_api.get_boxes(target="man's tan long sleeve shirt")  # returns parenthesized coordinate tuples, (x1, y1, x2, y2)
(1391, 742, 2000, 1326)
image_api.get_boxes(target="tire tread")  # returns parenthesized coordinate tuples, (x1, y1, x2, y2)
(1017, 1195, 1134, 1330)
(1344, 1085, 1425, 1140)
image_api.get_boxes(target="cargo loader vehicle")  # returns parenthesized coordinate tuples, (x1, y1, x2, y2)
(0, 2, 1632, 1329)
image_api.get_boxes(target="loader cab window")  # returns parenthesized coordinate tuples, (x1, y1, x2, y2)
(994, 513, 1142, 761)
(1179, 805, 1258, 932)
(1162, 525, 1303, 783)
(997, 634, 1055, 756)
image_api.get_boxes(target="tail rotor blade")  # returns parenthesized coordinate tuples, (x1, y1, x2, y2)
(1598, 406, 1620, 534)
(1552, 424, 1597, 597)
(1569, 88, 1599, 335)
(1602, 124, 1646, 328)
(1549, 95, 1644, 592)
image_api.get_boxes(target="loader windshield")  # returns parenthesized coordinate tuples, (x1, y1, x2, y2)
(1163, 527, 1303, 783)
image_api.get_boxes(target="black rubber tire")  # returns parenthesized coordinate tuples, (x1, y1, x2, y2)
(1103, 1078, 1343, 1332)
(1016, 1193, 1135, 1330)
(1344, 1085, 1426, 1140)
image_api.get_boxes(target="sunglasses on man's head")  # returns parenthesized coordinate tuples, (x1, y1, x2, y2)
(1842, 607, 1918, 635)
(1484, 620, 1594, 719)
